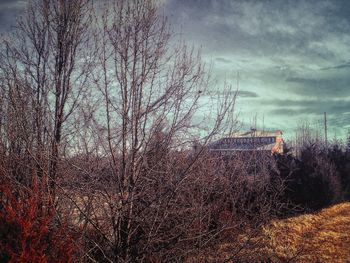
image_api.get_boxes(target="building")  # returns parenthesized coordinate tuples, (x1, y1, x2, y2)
(208, 129, 284, 154)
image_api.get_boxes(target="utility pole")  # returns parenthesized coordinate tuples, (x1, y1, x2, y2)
(324, 112, 328, 149)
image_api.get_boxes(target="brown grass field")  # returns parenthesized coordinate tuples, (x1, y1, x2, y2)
(260, 202, 350, 262)
(191, 202, 350, 262)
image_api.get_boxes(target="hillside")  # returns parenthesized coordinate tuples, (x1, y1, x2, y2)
(192, 202, 350, 262)
(260, 202, 350, 262)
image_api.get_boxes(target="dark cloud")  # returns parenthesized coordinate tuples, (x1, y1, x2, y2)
(201, 89, 258, 98)
(268, 99, 350, 117)
(286, 77, 350, 97)
(321, 62, 350, 71)
(166, 0, 350, 61)
(238, 90, 259, 98)
(0, 0, 21, 4)
(215, 57, 232, 64)
(0, 0, 26, 32)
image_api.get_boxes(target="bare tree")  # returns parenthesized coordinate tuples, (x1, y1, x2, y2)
(62, 0, 238, 261)
(0, 0, 241, 261)
(0, 0, 93, 197)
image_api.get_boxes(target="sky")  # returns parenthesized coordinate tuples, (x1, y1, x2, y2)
(163, 0, 350, 140)
(1, 0, 350, 140)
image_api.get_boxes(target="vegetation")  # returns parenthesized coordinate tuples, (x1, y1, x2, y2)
(0, 0, 350, 262)
(192, 202, 350, 262)
(261, 202, 350, 262)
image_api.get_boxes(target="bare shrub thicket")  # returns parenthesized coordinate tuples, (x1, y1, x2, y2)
(0, 0, 93, 197)
(59, 0, 241, 260)
(0, 0, 299, 262)
(58, 149, 286, 262)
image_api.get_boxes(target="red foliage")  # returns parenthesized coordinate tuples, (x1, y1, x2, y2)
(0, 176, 77, 263)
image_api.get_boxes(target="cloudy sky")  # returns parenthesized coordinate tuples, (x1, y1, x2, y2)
(163, 0, 350, 139)
(1, 0, 350, 139)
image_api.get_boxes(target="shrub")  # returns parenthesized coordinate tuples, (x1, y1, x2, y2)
(275, 144, 342, 212)
(0, 176, 77, 263)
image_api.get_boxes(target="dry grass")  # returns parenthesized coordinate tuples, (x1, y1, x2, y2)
(260, 202, 350, 262)
(190, 202, 350, 262)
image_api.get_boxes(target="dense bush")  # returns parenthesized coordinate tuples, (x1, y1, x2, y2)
(0, 176, 78, 263)
(274, 144, 344, 212)
(2, 139, 350, 262)
(327, 143, 350, 199)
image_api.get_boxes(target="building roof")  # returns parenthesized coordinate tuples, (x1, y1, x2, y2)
(229, 130, 283, 137)
(208, 130, 283, 153)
